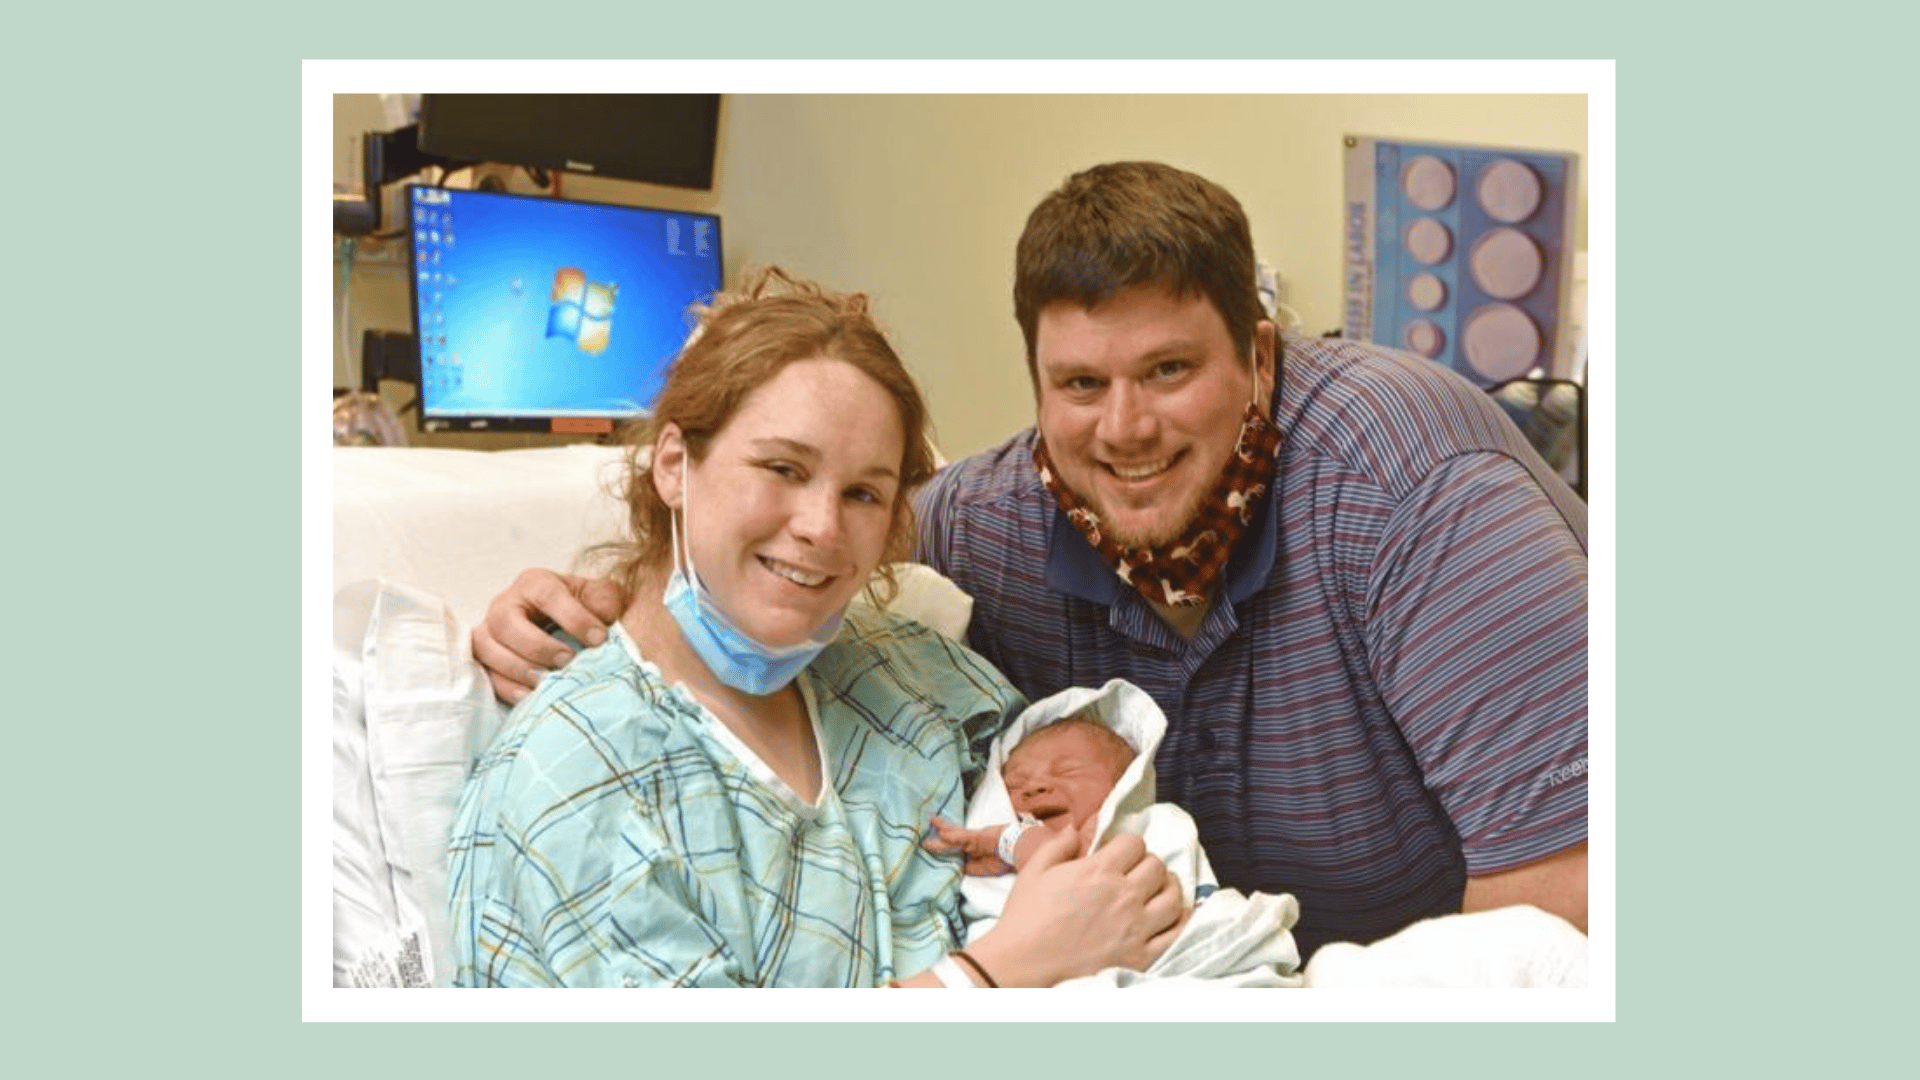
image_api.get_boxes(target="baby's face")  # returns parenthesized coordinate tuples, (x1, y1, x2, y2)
(1003, 722, 1131, 833)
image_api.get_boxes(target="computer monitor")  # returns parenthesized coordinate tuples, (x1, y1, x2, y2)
(406, 184, 723, 434)
(417, 94, 722, 191)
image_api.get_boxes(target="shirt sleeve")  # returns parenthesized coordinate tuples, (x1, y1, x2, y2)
(861, 616, 1025, 972)
(910, 462, 962, 575)
(1364, 451, 1588, 876)
(806, 612, 1031, 980)
(932, 627, 1025, 802)
(884, 826, 972, 976)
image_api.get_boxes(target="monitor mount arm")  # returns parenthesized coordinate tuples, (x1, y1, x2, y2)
(333, 123, 463, 236)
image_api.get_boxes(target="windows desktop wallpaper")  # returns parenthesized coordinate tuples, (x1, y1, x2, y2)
(410, 185, 722, 420)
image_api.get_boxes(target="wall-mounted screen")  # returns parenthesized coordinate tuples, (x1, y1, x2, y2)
(417, 94, 722, 190)
(406, 184, 723, 433)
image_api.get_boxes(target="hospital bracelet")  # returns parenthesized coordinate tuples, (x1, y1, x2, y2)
(930, 954, 979, 989)
(997, 815, 1040, 866)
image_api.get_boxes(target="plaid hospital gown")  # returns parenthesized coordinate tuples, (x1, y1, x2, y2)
(448, 608, 1019, 987)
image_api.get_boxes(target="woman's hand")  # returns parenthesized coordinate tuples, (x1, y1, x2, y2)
(471, 568, 627, 704)
(962, 827, 1187, 986)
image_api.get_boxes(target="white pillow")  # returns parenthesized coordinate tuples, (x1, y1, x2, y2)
(333, 579, 503, 987)
(859, 562, 974, 641)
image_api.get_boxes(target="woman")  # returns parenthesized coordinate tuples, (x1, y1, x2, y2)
(448, 268, 1182, 987)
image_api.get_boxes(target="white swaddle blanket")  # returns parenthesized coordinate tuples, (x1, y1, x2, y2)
(960, 679, 1304, 988)
(1302, 905, 1589, 988)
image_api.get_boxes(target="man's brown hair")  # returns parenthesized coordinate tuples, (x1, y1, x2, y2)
(1013, 161, 1264, 387)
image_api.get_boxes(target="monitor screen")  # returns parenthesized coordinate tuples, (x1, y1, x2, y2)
(417, 94, 722, 190)
(406, 184, 723, 433)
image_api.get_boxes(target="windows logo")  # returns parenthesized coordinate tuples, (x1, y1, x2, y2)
(546, 267, 617, 355)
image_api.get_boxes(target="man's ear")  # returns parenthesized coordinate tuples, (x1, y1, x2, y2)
(1252, 319, 1278, 409)
(651, 424, 688, 510)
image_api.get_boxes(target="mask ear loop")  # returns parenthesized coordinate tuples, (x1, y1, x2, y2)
(670, 452, 700, 591)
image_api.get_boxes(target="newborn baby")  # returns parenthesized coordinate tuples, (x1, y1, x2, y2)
(926, 679, 1303, 987)
(928, 679, 1587, 988)
(927, 713, 1135, 873)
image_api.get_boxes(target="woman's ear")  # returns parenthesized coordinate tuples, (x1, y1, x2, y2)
(651, 423, 687, 510)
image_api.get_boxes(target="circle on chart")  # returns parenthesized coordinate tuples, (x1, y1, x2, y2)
(1477, 159, 1543, 223)
(1407, 273, 1448, 311)
(1469, 227, 1544, 300)
(1401, 155, 1456, 211)
(1462, 303, 1541, 381)
(1404, 218, 1453, 265)
(1404, 319, 1447, 358)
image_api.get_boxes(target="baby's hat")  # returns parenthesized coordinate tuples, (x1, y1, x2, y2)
(966, 677, 1168, 845)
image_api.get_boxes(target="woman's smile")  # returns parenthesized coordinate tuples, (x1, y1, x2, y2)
(758, 555, 833, 589)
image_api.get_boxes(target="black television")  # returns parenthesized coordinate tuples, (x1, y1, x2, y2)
(406, 184, 723, 434)
(417, 94, 722, 190)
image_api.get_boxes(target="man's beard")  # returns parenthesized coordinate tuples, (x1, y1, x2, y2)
(1086, 483, 1210, 551)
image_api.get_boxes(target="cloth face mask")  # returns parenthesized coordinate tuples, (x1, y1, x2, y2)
(661, 455, 844, 695)
(1036, 400, 1280, 609)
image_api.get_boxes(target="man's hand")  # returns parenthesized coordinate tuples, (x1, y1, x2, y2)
(470, 568, 627, 704)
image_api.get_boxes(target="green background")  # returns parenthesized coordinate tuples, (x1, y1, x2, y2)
(14, 1, 1910, 1071)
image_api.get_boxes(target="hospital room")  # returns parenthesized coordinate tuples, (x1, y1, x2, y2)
(321, 75, 1602, 1014)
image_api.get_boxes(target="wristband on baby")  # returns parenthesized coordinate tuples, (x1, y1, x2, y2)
(930, 954, 978, 988)
(997, 814, 1040, 866)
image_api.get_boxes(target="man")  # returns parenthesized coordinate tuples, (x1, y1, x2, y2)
(474, 162, 1588, 959)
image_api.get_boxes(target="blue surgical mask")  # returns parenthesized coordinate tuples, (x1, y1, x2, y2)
(661, 455, 844, 695)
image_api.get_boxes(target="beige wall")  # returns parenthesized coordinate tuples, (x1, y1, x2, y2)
(333, 93, 1586, 457)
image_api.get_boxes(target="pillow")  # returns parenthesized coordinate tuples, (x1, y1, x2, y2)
(333, 579, 504, 987)
(859, 562, 974, 641)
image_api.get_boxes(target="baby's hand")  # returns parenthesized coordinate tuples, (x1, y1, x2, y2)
(922, 817, 1015, 876)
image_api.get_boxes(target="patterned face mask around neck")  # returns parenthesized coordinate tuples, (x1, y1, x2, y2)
(660, 455, 845, 695)
(1036, 399, 1280, 609)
